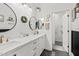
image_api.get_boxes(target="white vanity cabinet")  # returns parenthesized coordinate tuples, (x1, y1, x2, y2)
(1, 48, 18, 56)
(18, 38, 40, 56)
(18, 36, 45, 56)
(1, 34, 45, 56)
(17, 43, 33, 56)
(32, 36, 45, 56)
(32, 39, 39, 56)
(37, 36, 45, 55)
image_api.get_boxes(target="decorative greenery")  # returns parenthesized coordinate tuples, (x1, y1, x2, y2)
(21, 16, 28, 23)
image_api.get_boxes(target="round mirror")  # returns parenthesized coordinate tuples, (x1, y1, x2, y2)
(29, 16, 38, 31)
(0, 3, 17, 32)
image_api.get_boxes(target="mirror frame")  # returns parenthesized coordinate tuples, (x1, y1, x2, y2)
(0, 3, 17, 32)
(29, 16, 38, 31)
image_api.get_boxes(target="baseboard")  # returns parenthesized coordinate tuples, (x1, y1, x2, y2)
(53, 45, 66, 51)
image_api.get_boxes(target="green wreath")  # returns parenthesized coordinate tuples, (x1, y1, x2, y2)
(21, 16, 27, 23)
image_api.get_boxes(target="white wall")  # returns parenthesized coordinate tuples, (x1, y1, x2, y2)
(42, 14, 55, 51)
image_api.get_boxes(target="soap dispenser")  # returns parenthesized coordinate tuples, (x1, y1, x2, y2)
(0, 35, 8, 44)
(0, 35, 3, 43)
(2, 35, 8, 43)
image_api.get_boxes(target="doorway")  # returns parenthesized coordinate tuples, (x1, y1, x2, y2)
(53, 11, 69, 53)
(54, 13, 63, 46)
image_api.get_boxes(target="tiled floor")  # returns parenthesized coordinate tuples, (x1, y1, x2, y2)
(41, 41, 69, 56)
(53, 49, 69, 56)
(41, 49, 69, 56)
(40, 49, 55, 56)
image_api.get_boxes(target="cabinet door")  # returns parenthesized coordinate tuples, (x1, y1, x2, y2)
(40, 36, 45, 49)
(17, 43, 33, 56)
(32, 39, 39, 56)
(37, 36, 45, 55)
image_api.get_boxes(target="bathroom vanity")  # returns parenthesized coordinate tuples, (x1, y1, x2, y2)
(0, 32, 46, 56)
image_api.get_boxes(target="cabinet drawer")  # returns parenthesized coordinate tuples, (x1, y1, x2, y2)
(32, 39, 39, 48)
(32, 39, 38, 45)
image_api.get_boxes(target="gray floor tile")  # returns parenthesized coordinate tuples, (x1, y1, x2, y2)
(55, 41, 62, 46)
(40, 49, 53, 56)
(41, 49, 69, 56)
(53, 49, 69, 56)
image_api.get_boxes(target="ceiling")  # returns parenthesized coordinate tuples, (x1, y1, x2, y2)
(27, 3, 76, 12)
